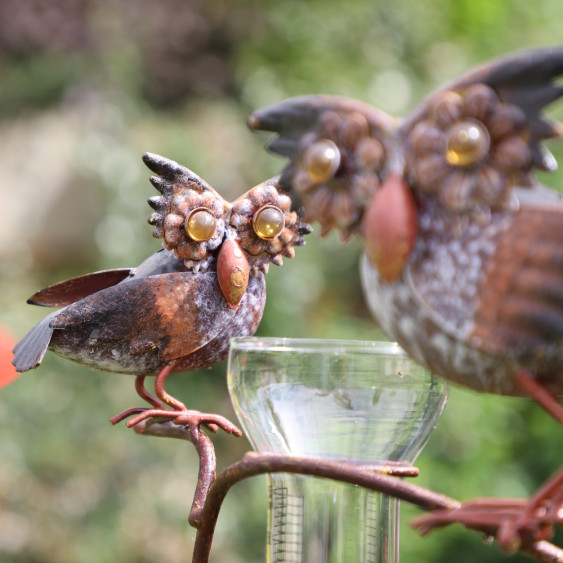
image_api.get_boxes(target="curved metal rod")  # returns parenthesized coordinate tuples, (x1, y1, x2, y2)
(131, 418, 563, 563)
(133, 419, 217, 527)
(192, 452, 458, 562)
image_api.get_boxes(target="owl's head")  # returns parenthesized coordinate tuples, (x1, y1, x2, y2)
(249, 47, 563, 281)
(143, 153, 311, 307)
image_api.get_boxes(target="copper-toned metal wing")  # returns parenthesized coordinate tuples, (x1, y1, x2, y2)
(400, 47, 563, 212)
(404, 192, 563, 365)
(27, 269, 133, 307)
(471, 200, 563, 361)
(26, 248, 187, 308)
(128, 248, 186, 278)
(50, 271, 235, 363)
(249, 96, 394, 238)
(143, 153, 231, 272)
(14, 250, 186, 371)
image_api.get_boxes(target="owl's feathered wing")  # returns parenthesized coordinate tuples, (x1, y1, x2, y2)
(12, 250, 238, 372)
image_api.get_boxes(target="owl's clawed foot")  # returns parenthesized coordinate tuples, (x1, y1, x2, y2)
(413, 469, 563, 553)
(110, 363, 242, 436)
(495, 466, 563, 551)
(410, 373, 563, 551)
(114, 406, 242, 436)
(415, 373, 563, 553)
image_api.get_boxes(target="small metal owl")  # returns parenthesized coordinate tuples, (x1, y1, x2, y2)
(13, 153, 311, 430)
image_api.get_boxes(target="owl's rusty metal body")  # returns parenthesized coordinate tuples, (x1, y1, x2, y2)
(14, 249, 265, 377)
(362, 189, 563, 397)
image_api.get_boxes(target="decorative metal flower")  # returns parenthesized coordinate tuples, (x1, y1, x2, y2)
(229, 178, 312, 274)
(288, 108, 388, 239)
(148, 178, 229, 272)
(406, 83, 533, 211)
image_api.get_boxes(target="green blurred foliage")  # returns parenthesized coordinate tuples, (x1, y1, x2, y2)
(1, 0, 563, 562)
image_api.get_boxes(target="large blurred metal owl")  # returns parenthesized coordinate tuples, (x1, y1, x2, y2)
(13, 153, 311, 430)
(250, 47, 563, 550)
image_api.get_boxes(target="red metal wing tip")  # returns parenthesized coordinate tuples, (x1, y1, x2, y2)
(26, 269, 133, 308)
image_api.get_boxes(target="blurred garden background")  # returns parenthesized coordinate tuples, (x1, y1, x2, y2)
(1, 1, 563, 561)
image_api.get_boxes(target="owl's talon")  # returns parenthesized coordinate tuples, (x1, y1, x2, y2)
(111, 366, 242, 436)
(110, 406, 148, 425)
(175, 410, 242, 435)
(413, 489, 563, 553)
(121, 407, 241, 436)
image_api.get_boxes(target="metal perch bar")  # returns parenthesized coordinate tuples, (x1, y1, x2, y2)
(134, 418, 563, 563)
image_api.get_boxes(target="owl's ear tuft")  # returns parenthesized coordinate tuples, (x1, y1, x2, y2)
(142, 154, 230, 272)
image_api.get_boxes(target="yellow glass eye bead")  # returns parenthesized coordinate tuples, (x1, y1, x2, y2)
(445, 119, 490, 167)
(302, 139, 341, 183)
(185, 208, 216, 242)
(253, 205, 285, 239)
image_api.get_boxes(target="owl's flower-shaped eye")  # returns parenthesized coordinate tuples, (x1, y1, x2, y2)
(290, 111, 386, 239)
(229, 178, 312, 274)
(149, 189, 227, 272)
(407, 83, 531, 212)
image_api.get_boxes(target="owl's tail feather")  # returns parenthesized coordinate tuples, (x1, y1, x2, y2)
(12, 313, 56, 372)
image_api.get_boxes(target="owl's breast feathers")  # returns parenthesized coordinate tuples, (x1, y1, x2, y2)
(394, 190, 563, 393)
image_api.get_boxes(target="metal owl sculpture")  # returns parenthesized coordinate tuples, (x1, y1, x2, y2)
(13, 153, 311, 431)
(249, 47, 563, 549)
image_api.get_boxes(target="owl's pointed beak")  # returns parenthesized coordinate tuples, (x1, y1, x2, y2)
(361, 173, 419, 282)
(217, 239, 250, 309)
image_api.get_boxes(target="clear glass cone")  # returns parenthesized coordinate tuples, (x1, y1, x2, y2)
(228, 338, 448, 563)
